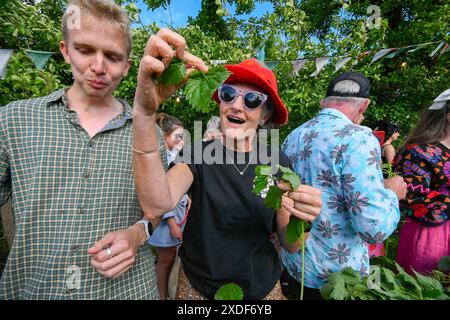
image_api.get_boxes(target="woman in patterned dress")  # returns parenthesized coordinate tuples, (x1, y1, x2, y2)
(394, 89, 450, 274)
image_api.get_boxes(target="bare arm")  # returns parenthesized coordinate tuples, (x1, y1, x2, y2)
(383, 144, 396, 163)
(132, 28, 207, 219)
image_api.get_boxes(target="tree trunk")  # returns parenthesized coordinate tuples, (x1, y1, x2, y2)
(1, 200, 15, 249)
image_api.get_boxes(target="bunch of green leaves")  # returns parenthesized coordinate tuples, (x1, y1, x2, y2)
(157, 58, 230, 112)
(321, 262, 450, 300)
(430, 270, 450, 287)
(214, 283, 244, 300)
(252, 165, 300, 210)
(253, 164, 310, 299)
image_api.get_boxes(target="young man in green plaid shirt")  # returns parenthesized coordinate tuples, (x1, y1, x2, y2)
(0, 0, 171, 299)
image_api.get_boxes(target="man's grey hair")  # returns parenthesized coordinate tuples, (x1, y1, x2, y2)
(322, 96, 368, 108)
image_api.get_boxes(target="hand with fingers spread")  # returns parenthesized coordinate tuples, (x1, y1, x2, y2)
(134, 28, 208, 116)
(278, 181, 322, 223)
(88, 224, 146, 279)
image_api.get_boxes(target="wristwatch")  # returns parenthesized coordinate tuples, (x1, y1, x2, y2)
(136, 219, 153, 240)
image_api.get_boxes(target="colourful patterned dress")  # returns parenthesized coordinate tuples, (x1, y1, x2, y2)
(394, 143, 450, 274)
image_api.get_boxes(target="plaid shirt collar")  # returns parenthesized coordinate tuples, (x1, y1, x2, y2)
(44, 88, 134, 130)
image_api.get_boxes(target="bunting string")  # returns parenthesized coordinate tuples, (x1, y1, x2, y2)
(0, 40, 447, 80)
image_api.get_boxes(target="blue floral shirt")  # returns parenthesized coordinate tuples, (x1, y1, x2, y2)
(281, 108, 400, 289)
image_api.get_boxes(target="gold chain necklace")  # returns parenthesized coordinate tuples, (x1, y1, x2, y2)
(223, 146, 255, 176)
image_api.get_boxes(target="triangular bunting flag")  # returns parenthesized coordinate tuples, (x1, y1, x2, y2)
(429, 41, 445, 58)
(257, 45, 265, 62)
(370, 49, 394, 64)
(385, 47, 408, 58)
(265, 61, 280, 70)
(0, 49, 13, 79)
(407, 43, 431, 53)
(25, 50, 55, 70)
(290, 59, 307, 76)
(310, 57, 329, 77)
(334, 56, 352, 74)
(440, 43, 449, 55)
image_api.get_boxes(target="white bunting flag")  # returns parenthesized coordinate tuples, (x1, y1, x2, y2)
(369, 49, 393, 65)
(429, 41, 445, 57)
(333, 56, 352, 74)
(310, 57, 329, 77)
(0, 49, 13, 79)
(290, 59, 307, 76)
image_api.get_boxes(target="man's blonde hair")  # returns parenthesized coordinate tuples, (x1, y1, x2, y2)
(62, 0, 132, 57)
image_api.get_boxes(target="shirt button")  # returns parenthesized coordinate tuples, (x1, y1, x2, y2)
(83, 172, 90, 178)
(65, 288, 74, 294)
(88, 141, 93, 148)
(70, 245, 80, 252)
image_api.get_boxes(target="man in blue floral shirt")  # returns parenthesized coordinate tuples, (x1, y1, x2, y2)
(280, 72, 407, 299)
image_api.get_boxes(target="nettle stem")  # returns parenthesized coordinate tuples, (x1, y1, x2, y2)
(300, 221, 305, 300)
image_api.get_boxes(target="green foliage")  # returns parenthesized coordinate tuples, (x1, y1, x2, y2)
(279, 166, 301, 190)
(214, 283, 244, 300)
(286, 217, 306, 244)
(263, 186, 284, 210)
(321, 262, 450, 300)
(0, 52, 67, 106)
(184, 66, 230, 112)
(188, 0, 231, 39)
(252, 164, 303, 210)
(0, 0, 69, 106)
(159, 58, 187, 86)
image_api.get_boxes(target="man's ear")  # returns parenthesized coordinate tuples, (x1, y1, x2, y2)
(123, 58, 132, 77)
(359, 99, 370, 113)
(59, 40, 70, 64)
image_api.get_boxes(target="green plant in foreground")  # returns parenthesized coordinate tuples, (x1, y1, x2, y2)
(214, 283, 244, 300)
(253, 164, 308, 300)
(321, 261, 450, 300)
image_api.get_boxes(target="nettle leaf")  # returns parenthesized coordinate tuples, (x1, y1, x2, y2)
(184, 66, 230, 112)
(286, 217, 305, 243)
(214, 283, 244, 300)
(264, 186, 284, 210)
(256, 165, 272, 176)
(252, 175, 269, 195)
(328, 273, 349, 300)
(412, 270, 444, 292)
(279, 165, 301, 190)
(253, 165, 302, 211)
(158, 58, 186, 86)
(252, 165, 272, 195)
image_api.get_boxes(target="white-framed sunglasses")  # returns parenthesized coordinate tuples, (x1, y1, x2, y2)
(218, 84, 268, 110)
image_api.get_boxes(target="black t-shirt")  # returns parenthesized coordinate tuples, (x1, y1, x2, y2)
(175, 139, 291, 299)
